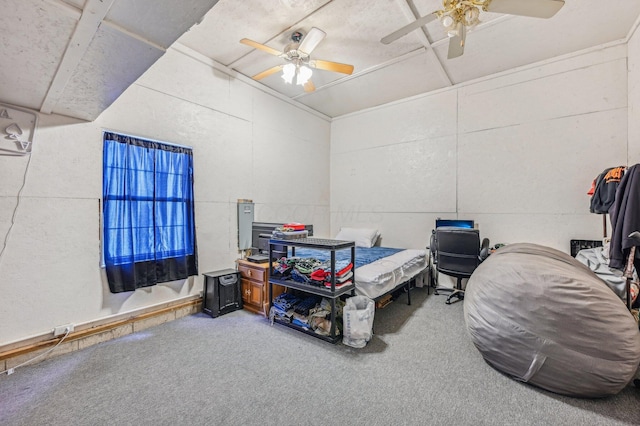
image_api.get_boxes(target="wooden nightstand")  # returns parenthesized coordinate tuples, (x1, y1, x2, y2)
(236, 259, 284, 316)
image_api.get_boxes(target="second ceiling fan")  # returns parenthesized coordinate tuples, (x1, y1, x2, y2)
(381, 0, 565, 59)
(240, 28, 354, 93)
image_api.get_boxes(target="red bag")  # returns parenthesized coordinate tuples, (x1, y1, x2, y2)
(283, 222, 305, 231)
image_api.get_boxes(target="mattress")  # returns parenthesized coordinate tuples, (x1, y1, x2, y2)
(291, 246, 428, 299)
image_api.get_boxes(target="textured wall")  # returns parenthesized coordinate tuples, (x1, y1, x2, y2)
(0, 48, 330, 345)
(330, 44, 629, 252)
(629, 27, 640, 164)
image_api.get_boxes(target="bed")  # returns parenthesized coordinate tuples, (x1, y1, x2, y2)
(287, 227, 429, 303)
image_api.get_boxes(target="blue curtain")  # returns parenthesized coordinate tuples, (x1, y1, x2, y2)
(103, 132, 197, 293)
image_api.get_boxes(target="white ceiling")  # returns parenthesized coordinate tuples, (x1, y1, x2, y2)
(0, 0, 220, 121)
(2, 0, 640, 121)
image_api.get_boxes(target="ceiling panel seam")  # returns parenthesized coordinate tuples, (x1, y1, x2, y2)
(626, 12, 640, 42)
(40, 0, 116, 114)
(44, 0, 82, 19)
(101, 20, 166, 51)
(404, 0, 452, 86)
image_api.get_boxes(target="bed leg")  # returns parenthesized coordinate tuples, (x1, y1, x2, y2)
(406, 281, 411, 306)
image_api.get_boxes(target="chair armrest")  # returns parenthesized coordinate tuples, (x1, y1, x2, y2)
(428, 230, 436, 250)
(429, 231, 437, 264)
(479, 238, 491, 261)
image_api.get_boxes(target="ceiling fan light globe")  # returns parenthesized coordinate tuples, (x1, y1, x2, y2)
(440, 15, 454, 28)
(296, 65, 313, 86)
(447, 22, 462, 37)
(447, 21, 463, 38)
(282, 63, 296, 84)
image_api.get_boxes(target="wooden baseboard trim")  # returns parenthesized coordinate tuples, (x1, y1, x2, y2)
(0, 298, 202, 362)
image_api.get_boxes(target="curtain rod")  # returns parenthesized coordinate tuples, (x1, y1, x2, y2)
(101, 129, 193, 150)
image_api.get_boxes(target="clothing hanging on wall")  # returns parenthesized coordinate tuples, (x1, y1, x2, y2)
(589, 166, 626, 214)
(608, 164, 640, 271)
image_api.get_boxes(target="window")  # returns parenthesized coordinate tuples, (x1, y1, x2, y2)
(102, 132, 197, 293)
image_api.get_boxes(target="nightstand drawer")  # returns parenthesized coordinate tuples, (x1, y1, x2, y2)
(236, 259, 278, 317)
(238, 263, 266, 282)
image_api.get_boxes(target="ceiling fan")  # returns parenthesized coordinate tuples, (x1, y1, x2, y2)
(381, 0, 565, 59)
(240, 28, 354, 93)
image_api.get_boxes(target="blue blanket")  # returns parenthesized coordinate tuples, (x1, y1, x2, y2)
(290, 246, 402, 269)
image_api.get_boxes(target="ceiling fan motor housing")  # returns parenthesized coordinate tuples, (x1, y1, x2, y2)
(284, 43, 309, 61)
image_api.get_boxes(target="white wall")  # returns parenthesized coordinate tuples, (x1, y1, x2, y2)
(2, 36, 637, 347)
(331, 44, 629, 252)
(629, 25, 640, 163)
(0, 47, 330, 346)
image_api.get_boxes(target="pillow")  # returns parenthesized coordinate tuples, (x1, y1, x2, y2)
(335, 227, 380, 248)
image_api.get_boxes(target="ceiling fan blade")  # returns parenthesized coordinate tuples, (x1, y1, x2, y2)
(380, 12, 437, 45)
(447, 24, 466, 59)
(252, 65, 284, 80)
(240, 38, 283, 57)
(298, 27, 326, 55)
(310, 59, 354, 75)
(303, 80, 315, 93)
(486, 0, 564, 18)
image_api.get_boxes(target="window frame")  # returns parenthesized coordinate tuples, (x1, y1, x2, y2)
(101, 131, 197, 292)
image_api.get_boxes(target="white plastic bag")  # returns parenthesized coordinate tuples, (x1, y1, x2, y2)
(342, 295, 375, 348)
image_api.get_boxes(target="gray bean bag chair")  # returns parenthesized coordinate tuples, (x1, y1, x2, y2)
(463, 243, 640, 398)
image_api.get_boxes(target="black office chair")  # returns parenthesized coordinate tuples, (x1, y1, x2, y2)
(430, 226, 490, 305)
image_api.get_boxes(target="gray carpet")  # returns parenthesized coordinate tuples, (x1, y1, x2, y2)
(1, 288, 639, 426)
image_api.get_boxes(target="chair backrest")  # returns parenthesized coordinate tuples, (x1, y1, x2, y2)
(434, 226, 482, 279)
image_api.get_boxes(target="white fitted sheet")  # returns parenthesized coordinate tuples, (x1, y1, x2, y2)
(354, 249, 428, 299)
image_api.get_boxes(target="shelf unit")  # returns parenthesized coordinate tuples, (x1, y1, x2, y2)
(268, 237, 355, 343)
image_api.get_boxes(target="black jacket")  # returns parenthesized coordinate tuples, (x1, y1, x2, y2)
(590, 166, 625, 214)
(609, 164, 640, 270)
